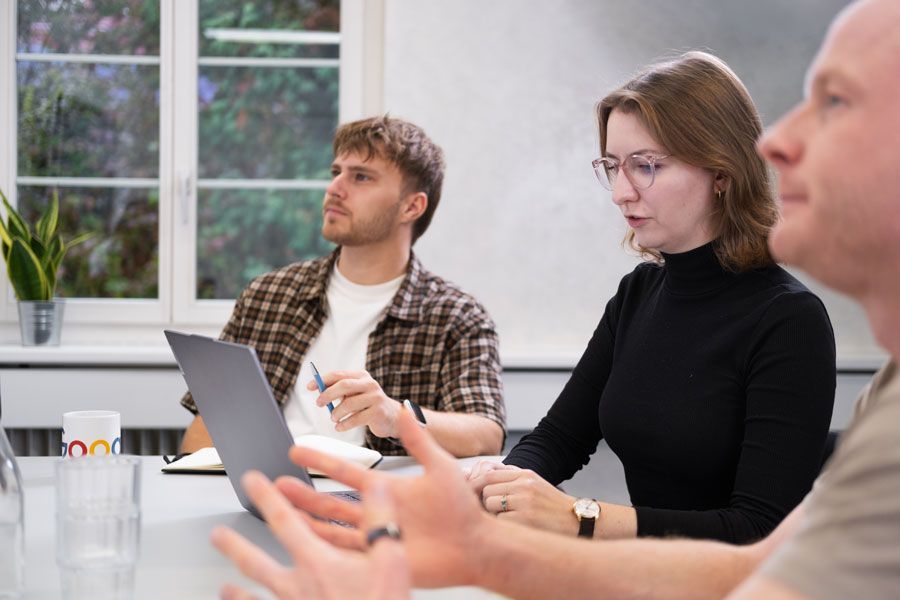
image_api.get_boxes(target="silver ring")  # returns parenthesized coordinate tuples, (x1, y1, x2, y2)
(500, 494, 509, 513)
(366, 522, 402, 547)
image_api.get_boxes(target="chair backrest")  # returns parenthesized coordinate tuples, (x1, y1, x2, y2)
(819, 430, 841, 474)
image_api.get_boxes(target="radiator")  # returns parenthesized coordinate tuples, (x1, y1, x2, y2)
(5, 427, 184, 457)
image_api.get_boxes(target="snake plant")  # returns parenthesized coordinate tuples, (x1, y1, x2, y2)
(0, 187, 93, 301)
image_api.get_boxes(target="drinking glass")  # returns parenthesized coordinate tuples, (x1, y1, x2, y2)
(55, 456, 141, 600)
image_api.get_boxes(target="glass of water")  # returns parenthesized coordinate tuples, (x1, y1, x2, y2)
(55, 456, 141, 600)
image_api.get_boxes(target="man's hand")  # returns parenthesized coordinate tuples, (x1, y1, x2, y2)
(308, 370, 402, 438)
(211, 475, 409, 600)
(181, 415, 213, 453)
(277, 410, 496, 588)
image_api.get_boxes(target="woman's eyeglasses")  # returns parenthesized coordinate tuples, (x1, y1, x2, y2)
(592, 154, 671, 191)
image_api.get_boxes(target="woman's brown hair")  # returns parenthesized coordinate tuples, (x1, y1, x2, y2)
(597, 51, 777, 271)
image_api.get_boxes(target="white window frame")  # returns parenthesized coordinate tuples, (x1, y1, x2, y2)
(0, 0, 383, 343)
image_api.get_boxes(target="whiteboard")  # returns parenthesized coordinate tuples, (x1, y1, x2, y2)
(381, 0, 880, 367)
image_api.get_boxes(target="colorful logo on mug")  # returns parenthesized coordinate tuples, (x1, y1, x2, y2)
(60, 429, 122, 457)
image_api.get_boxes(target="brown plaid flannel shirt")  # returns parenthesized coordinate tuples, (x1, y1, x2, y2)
(181, 249, 505, 455)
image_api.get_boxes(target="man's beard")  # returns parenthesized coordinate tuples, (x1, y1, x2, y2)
(322, 199, 403, 246)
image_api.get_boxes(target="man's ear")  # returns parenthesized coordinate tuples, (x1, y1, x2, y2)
(401, 191, 428, 224)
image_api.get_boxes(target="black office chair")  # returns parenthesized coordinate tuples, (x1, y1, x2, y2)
(819, 430, 842, 473)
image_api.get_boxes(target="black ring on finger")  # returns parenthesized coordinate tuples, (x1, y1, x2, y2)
(366, 522, 402, 547)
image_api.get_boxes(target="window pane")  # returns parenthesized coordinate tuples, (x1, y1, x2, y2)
(199, 0, 338, 60)
(195, 0, 340, 302)
(17, 61, 160, 178)
(16, 186, 159, 299)
(17, 0, 160, 56)
(197, 189, 332, 300)
(198, 65, 337, 180)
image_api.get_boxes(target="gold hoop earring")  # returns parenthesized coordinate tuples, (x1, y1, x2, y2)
(715, 189, 723, 201)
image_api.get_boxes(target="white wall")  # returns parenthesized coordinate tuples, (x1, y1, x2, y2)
(377, 0, 879, 365)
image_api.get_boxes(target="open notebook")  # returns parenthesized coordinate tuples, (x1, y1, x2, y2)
(162, 434, 383, 476)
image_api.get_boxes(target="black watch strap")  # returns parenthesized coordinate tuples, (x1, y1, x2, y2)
(402, 399, 427, 426)
(577, 516, 596, 538)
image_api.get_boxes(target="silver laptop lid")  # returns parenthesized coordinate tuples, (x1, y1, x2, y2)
(164, 330, 314, 518)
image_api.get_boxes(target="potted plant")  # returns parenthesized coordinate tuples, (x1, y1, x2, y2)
(0, 188, 92, 345)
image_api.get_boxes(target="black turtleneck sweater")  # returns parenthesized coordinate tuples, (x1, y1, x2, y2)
(505, 243, 836, 543)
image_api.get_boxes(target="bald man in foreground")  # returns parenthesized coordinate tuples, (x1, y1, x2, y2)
(210, 2, 900, 598)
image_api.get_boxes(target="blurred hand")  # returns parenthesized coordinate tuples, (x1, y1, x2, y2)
(481, 468, 579, 536)
(278, 410, 495, 588)
(465, 460, 519, 496)
(211, 476, 409, 600)
(308, 370, 402, 438)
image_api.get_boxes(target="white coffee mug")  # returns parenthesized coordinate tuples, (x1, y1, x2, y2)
(61, 410, 122, 458)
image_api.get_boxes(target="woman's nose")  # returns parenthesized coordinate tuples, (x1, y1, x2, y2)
(611, 172, 638, 206)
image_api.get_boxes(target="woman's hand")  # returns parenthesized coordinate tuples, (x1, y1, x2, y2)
(465, 460, 519, 496)
(480, 468, 579, 536)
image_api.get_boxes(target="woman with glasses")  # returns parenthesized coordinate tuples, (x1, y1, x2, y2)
(468, 51, 836, 544)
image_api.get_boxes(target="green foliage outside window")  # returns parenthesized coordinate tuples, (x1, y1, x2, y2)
(197, 189, 333, 299)
(15, 0, 340, 301)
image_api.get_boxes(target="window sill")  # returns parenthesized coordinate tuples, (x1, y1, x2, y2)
(0, 343, 177, 367)
(0, 343, 885, 373)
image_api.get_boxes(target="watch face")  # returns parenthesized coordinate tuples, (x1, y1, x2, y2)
(574, 498, 600, 519)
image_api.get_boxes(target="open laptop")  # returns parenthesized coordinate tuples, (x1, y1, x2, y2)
(164, 330, 360, 519)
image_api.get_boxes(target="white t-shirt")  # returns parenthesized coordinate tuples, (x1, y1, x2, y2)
(281, 265, 404, 445)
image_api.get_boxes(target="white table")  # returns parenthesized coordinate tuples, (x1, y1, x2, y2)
(19, 455, 501, 599)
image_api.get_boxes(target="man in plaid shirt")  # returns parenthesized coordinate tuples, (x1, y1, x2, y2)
(180, 116, 505, 457)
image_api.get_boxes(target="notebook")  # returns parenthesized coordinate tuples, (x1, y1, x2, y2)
(162, 434, 382, 475)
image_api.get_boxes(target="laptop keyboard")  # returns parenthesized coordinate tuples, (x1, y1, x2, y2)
(323, 490, 361, 527)
(328, 490, 361, 502)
